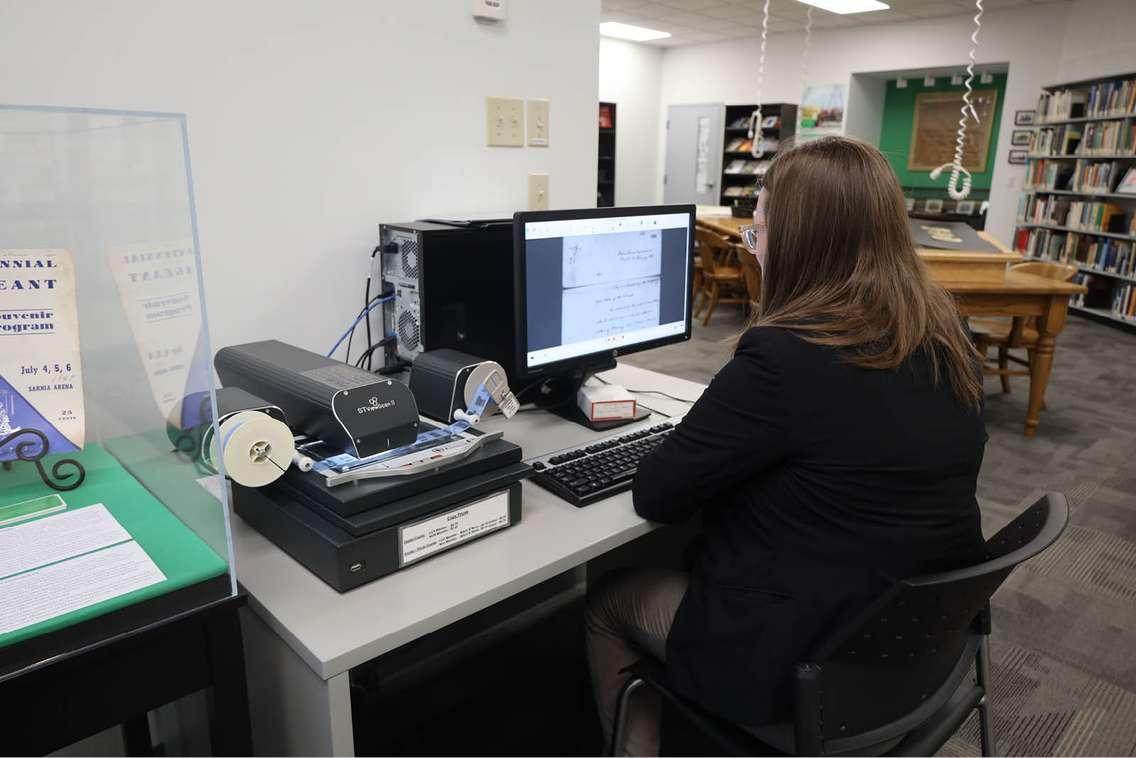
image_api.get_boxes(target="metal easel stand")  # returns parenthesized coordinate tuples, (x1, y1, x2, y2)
(0, 427, 86, 491)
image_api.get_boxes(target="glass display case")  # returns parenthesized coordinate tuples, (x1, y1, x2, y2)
(0, 105, 235, 677)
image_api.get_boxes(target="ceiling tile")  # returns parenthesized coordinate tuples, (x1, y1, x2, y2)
(659, 10, 719, 25)
(600, 0, 656, 11)
(702, 4, 769, 19)
(656, 0, 732, 10)
(902, 1, 972, 17)
(681, 30, 733, 41)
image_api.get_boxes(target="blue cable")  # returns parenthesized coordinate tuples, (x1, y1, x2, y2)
(327, 295, 393, 358)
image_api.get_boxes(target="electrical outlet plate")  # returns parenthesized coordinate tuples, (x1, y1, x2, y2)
(528, 173, 549, 211)
(527, 98, 549, 147)
(487, 97, 524, 147)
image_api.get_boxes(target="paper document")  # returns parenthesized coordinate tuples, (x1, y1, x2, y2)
(0, 248, 85, 461)
(562, 230, 661, 289)
(0, 503, 130, 579)
(0, 540, 166, 636)
(562, 277, 661, 344)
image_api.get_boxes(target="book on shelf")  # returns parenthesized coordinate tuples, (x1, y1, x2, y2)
(1117, 167, 1136, 194)
(1018, 227, 1136, 278)
(599, 104, 614, 129)
(1077, 120, 1136, 155)
(729, 115, 750, 128)
(1026, 159, 1076, 191)
(1038, 89, 1089, 121)
(1087, 77, 1136, 118)
(725, 159, 747, 174)
(1072, 160, 1119, 193)
(1113, 283, 1136, 319)
(1066, 201, 1128, 233)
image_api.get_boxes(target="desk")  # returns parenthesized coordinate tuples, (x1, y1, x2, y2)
(233, 363, 703, 756)
(697, 213, 1085, 435)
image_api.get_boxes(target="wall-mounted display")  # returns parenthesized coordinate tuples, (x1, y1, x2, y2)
(798, 84, 846, 143)
(1014, 109, 1036, 126)
(908, 89, 998, 171)
(1008, 149, 1029, 164)
(1011, 130, 1033, 147)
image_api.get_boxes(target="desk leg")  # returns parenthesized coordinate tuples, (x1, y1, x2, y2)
(240, 609, 355, 756)
(1025, 295, 1066, 437)
(206, 603, 253, 756)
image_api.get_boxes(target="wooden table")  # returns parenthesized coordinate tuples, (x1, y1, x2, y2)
(938, 272, 1084, 436)
(696, 213, 1086, 436)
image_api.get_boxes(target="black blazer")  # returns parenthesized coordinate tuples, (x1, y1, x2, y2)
(633, 326, 986, 726)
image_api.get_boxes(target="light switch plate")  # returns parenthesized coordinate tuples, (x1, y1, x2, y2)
(528, 173, 549, 210)
(487, 97, 524, 147)
(527, 98, 549, 147)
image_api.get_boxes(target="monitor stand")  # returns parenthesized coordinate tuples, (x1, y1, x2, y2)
(533, 362, 651, 432)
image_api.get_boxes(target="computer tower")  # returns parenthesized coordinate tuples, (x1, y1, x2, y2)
(378, 219, 519, 381)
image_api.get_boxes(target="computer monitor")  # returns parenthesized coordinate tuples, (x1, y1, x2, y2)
(513, 205, 695, 390)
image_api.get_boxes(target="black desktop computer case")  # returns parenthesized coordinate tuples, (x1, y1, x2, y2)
(378, 220, 519, 383)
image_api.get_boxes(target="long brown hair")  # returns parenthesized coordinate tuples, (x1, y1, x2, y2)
(751, 136, 982, 407)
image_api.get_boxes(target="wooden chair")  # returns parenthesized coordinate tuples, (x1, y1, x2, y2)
(694, 226, 748, 326)
(735, 246, 761, 314)
(971, 261, 1078, 395)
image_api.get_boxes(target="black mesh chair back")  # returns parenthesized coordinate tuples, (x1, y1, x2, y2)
(610, 492, 1070, 757)
(792, 492, 1068, 755)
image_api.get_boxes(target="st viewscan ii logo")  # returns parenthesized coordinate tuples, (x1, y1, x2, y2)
(357, 394, 396, 415)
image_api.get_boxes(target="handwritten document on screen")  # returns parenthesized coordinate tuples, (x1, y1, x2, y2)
(561, 231, 662, 343)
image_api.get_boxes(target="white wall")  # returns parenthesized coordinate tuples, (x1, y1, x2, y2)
(656, 3, 1080, 244)
(0, 0, 601, 354)
(1057, 0, 1136, 83)
(599, 38, 663, 206)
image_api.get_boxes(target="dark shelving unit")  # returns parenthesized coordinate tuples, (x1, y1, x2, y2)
(598, 102, 616, 207)
(719, 102, 797, 208)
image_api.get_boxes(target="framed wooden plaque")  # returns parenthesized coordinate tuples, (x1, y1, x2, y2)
(908, 89, 998, 172)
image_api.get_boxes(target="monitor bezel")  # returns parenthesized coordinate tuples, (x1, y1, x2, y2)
(512, 204, 696, 385)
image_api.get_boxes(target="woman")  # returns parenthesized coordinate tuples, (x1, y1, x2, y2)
(585, 137, 987, 756)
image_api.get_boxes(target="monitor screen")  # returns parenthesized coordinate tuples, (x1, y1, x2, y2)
(519, 207, 693, 372)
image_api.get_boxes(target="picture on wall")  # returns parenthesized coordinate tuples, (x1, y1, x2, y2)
(908, 89, 998, 172)
(798, 83, 846, 143)
(1008, 150, 1029, 164)
(1011, 130, 1033, 147)
(1014, 110, 1036, 126)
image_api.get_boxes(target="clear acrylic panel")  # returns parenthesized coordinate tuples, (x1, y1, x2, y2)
(0, 105, 234, 673)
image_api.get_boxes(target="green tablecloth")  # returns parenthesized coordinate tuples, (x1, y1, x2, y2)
(0, 443, 230, 649)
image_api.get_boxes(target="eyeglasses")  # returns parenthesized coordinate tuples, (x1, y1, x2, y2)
(739, 223, 765, 253)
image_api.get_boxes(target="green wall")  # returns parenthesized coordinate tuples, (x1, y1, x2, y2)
(878, 73, 1007, 191)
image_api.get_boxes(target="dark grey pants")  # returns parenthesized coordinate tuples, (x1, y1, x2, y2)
(585, 568, 690, 757)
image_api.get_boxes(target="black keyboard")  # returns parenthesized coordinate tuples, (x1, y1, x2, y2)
(529, 422, 676, 507)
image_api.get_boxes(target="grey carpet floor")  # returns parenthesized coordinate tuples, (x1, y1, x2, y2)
(624, 307, 1136, 756)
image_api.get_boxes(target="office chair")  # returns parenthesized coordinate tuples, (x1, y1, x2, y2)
(610, 492, 1069, 757)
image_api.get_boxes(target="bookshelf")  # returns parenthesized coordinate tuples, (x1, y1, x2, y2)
(1013, 71, 1136, 331)
(719, 102, 797, 208)
(598, 102, 615, 208)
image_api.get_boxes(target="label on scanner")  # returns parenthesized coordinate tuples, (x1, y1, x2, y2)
(398, 490, 510, 567)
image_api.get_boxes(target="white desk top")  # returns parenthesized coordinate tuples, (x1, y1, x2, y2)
(230, 363, 705, 680)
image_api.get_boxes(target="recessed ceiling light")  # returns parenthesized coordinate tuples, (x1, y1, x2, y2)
(796, 0, 890, 13)
(599, 22, 672, 42)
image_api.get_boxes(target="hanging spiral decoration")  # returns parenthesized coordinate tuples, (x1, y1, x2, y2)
(931, 0, 984, 200)
(749, 0, 771, 159)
